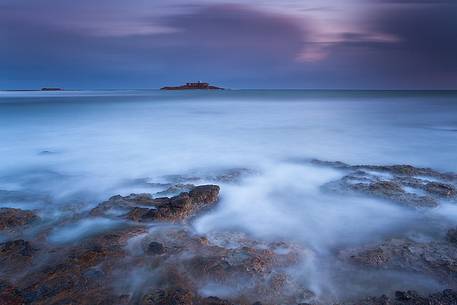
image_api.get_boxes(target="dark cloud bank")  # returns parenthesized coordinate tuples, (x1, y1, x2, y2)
(1, 1, 456, 89)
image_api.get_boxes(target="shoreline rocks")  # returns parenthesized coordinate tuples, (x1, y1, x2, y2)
(339, 230, 457, 285)
(0, 208, 39, 230)
(90, 184, 220, 223)
(345, 289, 457, 305)
(2, 163, 457, 305)
(311, 159, 457, 208)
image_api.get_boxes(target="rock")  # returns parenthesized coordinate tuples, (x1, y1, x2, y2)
(425, 182, 456, 197)
(345, 289, 457, 305)
(201, 296, 235, 305)
(315, 159, 457, 207)
(351, 180, 437, 208)
(312, 159, 457, 181)
(140, 287, 193, 305)
(0, 208, 38, 230)
(324, 174, 438, 208)
(189, 185, 220, 204)
(91, 185, 220, 222)
(126, 207, 158, 222)
(145, 242, 165, 255)
(340, 238, 457, 284)
(0, 281, 25, 305)
(447, 228, 457, 244)
(163, 168, 253, 184)
(17, 226, 145, 305)
(138, 227, 306, 305)
(155, 184, 195, 196)
(310, 159, 351, 169)
(0, 240, 36, 264)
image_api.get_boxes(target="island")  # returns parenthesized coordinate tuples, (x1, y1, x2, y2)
(160, 82, 223, 90)
(41, 87, 63, 91)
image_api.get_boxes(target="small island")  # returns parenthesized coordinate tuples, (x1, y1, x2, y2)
(161, 82, 223, 90)
(41, 87, 63, 91)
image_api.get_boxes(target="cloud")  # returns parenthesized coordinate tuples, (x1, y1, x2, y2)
(0, 3, 312, 88)
(304, 2, 457, 88)
(0, 0, 456, 89)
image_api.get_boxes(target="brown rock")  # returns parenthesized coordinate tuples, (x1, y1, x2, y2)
(345, 289, 457, 305)
(91, 185, 220, 222)
(0, 281, 25, 305)
(425, 182, 456, 197)
(0, 240, 36, 271)
(146, 242, 165, 255)
(18, 227, 145, 305)
(141, 287, 193, 305)
(340, 238, 457, 284)
(0, 208, 38, 230)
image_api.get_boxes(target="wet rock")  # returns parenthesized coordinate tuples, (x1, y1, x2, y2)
(315, 159, 457, 208)
(140, 287, 193, 305)
(139, 227, 306, 305)
(189, 185, 220, 204)
(356, 164, 457, 181)
(210, 168, 253, 183)
(310, 159, 351, 169)
(91, 185, 220, 222)
(425, 182, 456, 197)
(350, 180, 437, 208)
(163, 168, 253, 184)
(146, 241, 165, 255)
(0, 239, 36, 265)
(155, 184, 195, 196)
(126, 207, 158, 222)
(312, 158, 457, 181)
(340, 238, 457, 284)
(0, 281, 25, 305)
(17, 227, 144, 305)
(0, 208, 38, 230)
(346, 289, 457, 305)
(447, 228, 457, 244)
(201, 296, 235, 305)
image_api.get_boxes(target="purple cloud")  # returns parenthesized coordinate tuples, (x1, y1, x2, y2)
(0, 0, 456, 89)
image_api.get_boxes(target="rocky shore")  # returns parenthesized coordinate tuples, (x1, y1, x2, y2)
(1, 162, 457, 305)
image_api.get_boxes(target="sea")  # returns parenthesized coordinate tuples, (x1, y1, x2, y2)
(1, 89, 457, 299)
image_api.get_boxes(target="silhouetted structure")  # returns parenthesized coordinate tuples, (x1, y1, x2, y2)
(161, 81, 223, 90)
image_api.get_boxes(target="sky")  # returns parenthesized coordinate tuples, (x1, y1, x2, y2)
(1, 0, 457, 89)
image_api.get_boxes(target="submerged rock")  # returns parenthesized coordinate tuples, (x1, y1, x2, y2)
(345, 289, 457, 305)
(0, 239, 37, 275)
(17, 226, 144, 305)
(447, 228, 457, 244)
(91, 184, 220, 222)
(425, 182, 457, 197)
(163, 168, 253, 184)
(0, 281, 25, 305)
(340, 237, 457, 284)
(140, 287, 238, 305)
(313, 159, 457, 208)
(0, 208, 39, 230)
(137, 227, 307, 305)
(140, 287, 193, 305)
(145, 241, 166, 255)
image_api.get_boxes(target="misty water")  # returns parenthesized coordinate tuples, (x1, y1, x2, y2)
(1, 90, 457, 302)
